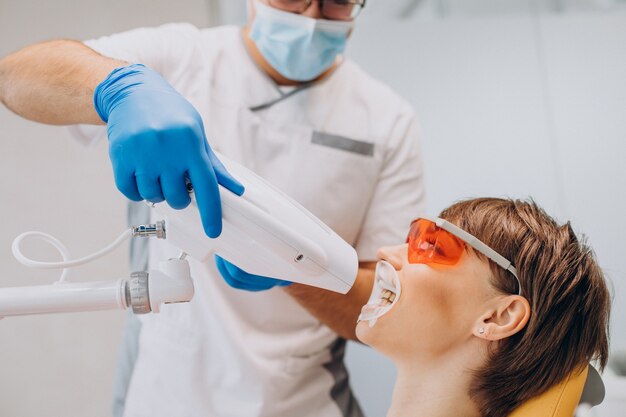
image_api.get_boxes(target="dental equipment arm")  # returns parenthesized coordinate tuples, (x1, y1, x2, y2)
(0, 260, 193, 317)
(2, 153, 359, 318)
(2, 223, 193, 318)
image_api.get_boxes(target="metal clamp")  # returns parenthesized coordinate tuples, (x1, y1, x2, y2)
(128, 271, 151, 314)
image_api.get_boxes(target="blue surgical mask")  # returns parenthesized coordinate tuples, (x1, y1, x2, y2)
(249, 0, 354, 82)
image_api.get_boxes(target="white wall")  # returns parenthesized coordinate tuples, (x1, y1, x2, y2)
(344, 6, 626, 416)
(0, 1, 214, 416)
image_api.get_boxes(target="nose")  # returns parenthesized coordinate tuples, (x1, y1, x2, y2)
(376, 245, 406, 271)
(301, 0, 324, 19)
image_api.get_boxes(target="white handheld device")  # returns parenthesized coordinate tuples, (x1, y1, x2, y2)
(155, 152, 358, 294)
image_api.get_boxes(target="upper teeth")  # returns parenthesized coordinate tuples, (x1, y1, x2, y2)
(380, 289, 396, 304)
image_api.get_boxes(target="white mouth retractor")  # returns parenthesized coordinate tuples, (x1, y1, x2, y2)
(357, 260, 402, 327)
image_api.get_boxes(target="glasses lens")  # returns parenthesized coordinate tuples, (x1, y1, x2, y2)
(322, 0, 364, 21)
(269, 0, 309, 13)
(407, 219, 465, 266)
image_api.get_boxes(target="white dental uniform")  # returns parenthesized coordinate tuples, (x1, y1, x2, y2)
(71, 23, 425, 417)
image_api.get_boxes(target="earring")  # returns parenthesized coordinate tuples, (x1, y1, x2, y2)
(478, 328, 485, 335)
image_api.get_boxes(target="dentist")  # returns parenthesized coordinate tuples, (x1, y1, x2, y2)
(0, 1, 425, 416)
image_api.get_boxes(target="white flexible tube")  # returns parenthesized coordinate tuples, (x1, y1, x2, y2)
(12, 229, 132, 282)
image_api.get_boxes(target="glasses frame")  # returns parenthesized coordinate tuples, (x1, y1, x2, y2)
(412, 216, 522, 296)
(269, 0, 367, 21)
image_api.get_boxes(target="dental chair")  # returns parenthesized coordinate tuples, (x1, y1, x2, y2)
(509, 365, 604, 417)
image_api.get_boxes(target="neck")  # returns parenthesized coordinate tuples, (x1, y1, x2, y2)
(241, 26, 339, 87)
(388, 350, 482, 417)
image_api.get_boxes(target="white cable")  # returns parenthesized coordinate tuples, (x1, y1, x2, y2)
(12, 229, 132, 283)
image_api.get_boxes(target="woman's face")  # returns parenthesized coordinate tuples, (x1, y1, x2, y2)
(356, 243, 498, 362)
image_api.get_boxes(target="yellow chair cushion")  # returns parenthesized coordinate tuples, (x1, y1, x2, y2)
(509, 367, 588, 417)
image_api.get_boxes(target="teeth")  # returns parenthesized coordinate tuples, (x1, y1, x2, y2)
(378, 288, 397, 307)
(357, 260, 402, 328)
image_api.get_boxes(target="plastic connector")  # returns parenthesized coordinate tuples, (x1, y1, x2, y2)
(132, 220, 166, 239)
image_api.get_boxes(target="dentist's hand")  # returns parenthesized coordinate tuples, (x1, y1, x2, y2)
(94, 64, 244, 237)
(215, 255, 292, 292)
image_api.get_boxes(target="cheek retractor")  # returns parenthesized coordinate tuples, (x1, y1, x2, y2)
(357, 260, 402, 328)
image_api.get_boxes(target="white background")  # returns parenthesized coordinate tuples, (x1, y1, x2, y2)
(0, 0, 624, 416)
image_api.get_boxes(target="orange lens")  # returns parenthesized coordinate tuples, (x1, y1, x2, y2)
(407, 219, 465, 266)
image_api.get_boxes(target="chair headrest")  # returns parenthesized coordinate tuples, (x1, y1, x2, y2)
(509, 365, 603, 417)
(580, 365, 605, 407)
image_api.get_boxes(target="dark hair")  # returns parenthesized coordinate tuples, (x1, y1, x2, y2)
(440, 198, 610, 417)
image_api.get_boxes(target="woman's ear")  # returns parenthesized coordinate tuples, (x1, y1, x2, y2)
(473, 295, 531, 341)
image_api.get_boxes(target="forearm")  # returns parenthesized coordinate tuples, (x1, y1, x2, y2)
(0, 40, 125, 125)
(284, 263, 376, 341)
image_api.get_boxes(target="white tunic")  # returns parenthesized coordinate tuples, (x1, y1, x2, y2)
(72, 23, 425, 417)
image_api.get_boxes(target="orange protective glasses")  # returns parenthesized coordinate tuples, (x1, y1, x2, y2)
(406, 217, 522, 295)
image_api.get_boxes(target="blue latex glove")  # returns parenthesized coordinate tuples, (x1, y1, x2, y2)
(214, 255, 292, 292)
(94, 64, 244, 238)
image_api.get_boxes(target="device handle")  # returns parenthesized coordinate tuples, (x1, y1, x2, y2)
(221, 188, 328, 267)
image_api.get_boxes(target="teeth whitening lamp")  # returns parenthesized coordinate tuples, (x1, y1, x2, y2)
(1, 153, 358, 318)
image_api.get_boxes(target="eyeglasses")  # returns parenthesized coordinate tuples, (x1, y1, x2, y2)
(406, 217, 521, 295)
(268, 0, 366, 21)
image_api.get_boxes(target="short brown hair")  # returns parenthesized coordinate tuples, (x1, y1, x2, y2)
(440, 198, 610, 417)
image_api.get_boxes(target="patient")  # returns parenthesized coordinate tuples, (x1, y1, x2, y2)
(356, 198, 610, 417)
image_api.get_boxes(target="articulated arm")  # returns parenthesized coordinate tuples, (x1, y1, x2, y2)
(0, 257, 194, 318)
(2, 223, 194, 319)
